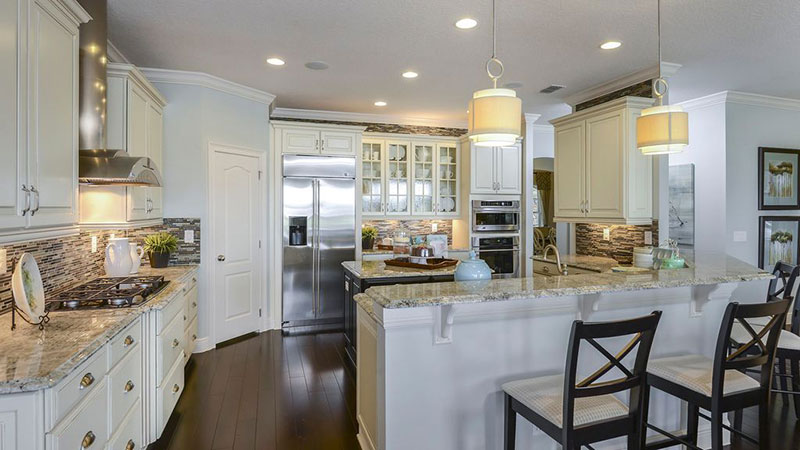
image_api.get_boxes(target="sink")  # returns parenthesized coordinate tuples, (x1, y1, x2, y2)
(532, 259, 602, 276)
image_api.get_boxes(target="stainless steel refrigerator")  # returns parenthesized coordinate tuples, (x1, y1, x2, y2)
(282, 155, 356, 331)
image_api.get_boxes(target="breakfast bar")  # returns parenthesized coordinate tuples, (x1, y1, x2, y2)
(354, 253, 773, 450)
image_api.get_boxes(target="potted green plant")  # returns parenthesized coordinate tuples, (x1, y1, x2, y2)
(362, 225, 378, 251)
(143, 232, 179, 268)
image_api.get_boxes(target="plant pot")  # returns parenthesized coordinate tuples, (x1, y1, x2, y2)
(362, 237, 375, 251)
(149, 251, 170, 268)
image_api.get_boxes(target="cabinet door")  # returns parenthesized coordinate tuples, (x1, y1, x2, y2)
(436, 143, 459, 216)
(126, 83, 149, 221)
(495, 144, 522, 194)
(0, 0, 26, 230)
(27, 0, 79, 228)
(585, 110, 624, 220)
(411, 143, 435, 215)
(282, 128, 319, 154)
(321, 130, 356, 155)
(554, 121, 586, 218)
(385, 141, 410, 215)
(146, 102, 163, 218)
(360, 140, 384, 216)
(470, 145, 496, 194)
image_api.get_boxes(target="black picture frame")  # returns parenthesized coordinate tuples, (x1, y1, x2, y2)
(758, 216, 800, 269)
(758, 147, 800, 210)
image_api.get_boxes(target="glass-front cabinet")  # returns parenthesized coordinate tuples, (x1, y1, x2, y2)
(361, 137, 459, 218)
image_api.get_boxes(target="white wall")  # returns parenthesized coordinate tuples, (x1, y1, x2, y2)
(153, 81, 270, 348)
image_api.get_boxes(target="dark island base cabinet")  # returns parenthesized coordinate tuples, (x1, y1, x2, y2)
(342, 267, 454, 372)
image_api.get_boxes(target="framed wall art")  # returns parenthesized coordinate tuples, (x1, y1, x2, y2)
(759, 216, 800, 269)
(759, 147, 800, 210)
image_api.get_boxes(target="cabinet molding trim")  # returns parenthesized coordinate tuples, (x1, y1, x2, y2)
(140, 68, 276, 105)
(272, 120, 366, 132)
(51, 0, 91, 25)
(108, 63, 167, 106)
(0, 225, 80, 245)
(563, 62, 681, 107)
(551, 96, 654, 126)
(272, 107, 468, 129)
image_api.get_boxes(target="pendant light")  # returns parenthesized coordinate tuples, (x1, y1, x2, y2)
(636, 0, 688, 155)
(467, 0, 522, 147)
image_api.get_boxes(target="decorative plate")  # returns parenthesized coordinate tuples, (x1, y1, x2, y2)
(12, 253, 46, 322)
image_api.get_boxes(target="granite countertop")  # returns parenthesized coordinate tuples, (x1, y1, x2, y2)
(343, 260, 457, 279)
(363, 247, 471, 256)
(531, 254, 620, 273)
(363, 252, 773, 309)
(0, 265, 198, 394)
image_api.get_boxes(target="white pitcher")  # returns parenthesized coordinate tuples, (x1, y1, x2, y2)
(129, 243, 144, 274)
(104, 237, 133, 277)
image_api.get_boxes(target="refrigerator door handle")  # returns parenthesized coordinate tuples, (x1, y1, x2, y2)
(313, 179, 320, 316)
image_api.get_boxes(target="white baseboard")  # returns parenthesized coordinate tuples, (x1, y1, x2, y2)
(193, 337, 214, 353)
(356, 433, 375, 450)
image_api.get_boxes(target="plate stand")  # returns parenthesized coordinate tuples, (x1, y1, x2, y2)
(9, 256, 50, 331)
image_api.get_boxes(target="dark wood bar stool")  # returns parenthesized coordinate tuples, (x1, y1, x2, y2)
(502, 311, 662, 450)
(641, 298, 791, 449)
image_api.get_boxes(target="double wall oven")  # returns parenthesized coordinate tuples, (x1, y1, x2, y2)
(471, 200, 521, 278)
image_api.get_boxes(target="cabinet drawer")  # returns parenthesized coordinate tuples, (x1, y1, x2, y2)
(108, 399, 143, 450)
(51, 346, 108, 425)
(109, 318, 142, 370)
(157, 313, 185, 386)
(184, 283, 198, 324)
(156, 355, 184, 435)
(48, 378, 108, 450)
(109, 346, 142, 432)
(184, 316, 199, 363)
(157, 292, 186, 334)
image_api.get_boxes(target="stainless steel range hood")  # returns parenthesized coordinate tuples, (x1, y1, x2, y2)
(77, 0, 162, 187)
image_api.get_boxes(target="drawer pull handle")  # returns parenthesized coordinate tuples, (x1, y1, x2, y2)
(192, 334, 197, 341)
(125, 440, 136, 450)
(81, 430, 96, 448)
(192, 277, 196, 283)
(192, 302, 197, 308)
(123, 335, 134, 347)
(172, 338, 180, 348)
(172, 383, 180, 394)
(183, 315, 186, 321)
(79, 373, 94, 390)
(124, 380, 135, 392)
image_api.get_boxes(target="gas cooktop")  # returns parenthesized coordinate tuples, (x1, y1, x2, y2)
(47, 276, 169, 311)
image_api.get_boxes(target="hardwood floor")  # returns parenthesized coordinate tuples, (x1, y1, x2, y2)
(152, 330, 799, 450)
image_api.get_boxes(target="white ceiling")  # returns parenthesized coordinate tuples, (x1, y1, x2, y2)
(108, 0, 800, 124)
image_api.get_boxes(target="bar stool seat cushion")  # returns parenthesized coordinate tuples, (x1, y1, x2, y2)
(730, 323, 800, 352)
(648, 354, 760, 397)
(502, 374, 628, 427)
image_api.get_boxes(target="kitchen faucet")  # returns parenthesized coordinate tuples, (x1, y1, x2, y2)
(543, 244, 568, 276)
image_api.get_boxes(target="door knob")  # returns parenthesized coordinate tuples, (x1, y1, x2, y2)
(217, 255, 225, 261)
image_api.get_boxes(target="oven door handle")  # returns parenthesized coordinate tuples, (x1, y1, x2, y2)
(473, 248, 520, 253)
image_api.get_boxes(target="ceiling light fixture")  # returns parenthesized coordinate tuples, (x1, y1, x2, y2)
(266, 57, 285, 66)
(374, 101, 387, 107)
(637, 0, 688, 155)
(600, 41, 622, 50)
(402, 71, 419, 79)
(467, 0, 521, 147)
(455, 18, 478, 29)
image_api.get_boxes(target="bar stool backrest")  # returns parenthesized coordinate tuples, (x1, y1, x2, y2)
(713, 297, 792, 400)
(562, 311, 662, 434)
(767, 262, 799, 301)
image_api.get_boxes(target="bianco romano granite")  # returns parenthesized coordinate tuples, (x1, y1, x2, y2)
(364, 253, 772, 309)
(0, 265, 198, 394)
(342, 260, 457, 279)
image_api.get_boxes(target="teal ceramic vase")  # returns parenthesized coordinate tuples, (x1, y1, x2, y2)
(454, 251, 492, 281)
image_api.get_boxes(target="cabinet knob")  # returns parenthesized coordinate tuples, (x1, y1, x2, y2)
(124, 380, 135, 393)
(172, 338, 180, 348)
(125, 439, 136, 450)
(172, 383, 181, 394)
(81, 431, 96, 448)
(123, 335, 134, 347)
(217, 255, 226, 261)
(79, 373, 95, 390)
(192, 334, 197, 341)
(192, 301, 197, 308)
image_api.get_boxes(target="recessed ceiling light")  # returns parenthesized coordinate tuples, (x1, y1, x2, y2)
(374, 101, 387, 107)
(455, 18, 478, 29)
(266, 57, 285, 66)
(402, 71, 418, 79)
(305, 61, 329, 70)
(600, 41, 622, 50)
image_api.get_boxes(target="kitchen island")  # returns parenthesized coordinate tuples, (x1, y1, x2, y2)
(354, 253, 773, 450)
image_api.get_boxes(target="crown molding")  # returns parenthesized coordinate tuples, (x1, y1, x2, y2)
(106, 40, 131, 64)
(108, 63, 168, 106)
(677, 91, 729, 111)
(271, 107, 467, 129)
(523, 113, 542, 124)
(58, 0, 91, 25)
(563, 62, 682, 107)
(140, 68, 276, 105)
(532, 124, 555, 133)
(677, 91, 800, 112)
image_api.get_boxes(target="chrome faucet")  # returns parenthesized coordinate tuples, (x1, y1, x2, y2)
(543, 244, 568, 275)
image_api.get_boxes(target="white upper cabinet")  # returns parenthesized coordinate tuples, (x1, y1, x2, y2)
(469, 142, 522, 195)
(551, 96, 654, 225)
(0, 0, 88, 236)
(274, 121, 362, 156)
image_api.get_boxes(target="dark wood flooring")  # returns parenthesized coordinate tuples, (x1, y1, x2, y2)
(152, 330, 799, 450)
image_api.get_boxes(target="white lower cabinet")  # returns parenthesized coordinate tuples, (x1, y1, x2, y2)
(157, 355, 185, 436)
(108, 401, 143, 450)
(47, 378, 108, 450)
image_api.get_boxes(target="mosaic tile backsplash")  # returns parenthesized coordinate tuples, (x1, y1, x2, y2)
(0, 218, 200, 315)
(363, 219, 453, 245)
(575, 221, 659, 264)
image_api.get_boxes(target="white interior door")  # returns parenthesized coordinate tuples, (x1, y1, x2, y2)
(212, 146, 262, 343)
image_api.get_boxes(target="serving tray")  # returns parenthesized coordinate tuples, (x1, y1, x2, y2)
(384, 258, 459, 270)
